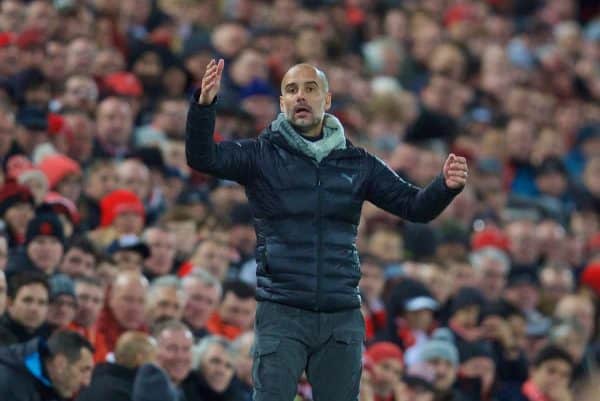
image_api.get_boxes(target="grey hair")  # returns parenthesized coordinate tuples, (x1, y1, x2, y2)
(316, 68, 329, 93)
(192, 335, 235, 370)
(182, 268, 222, 299)
(148, 275, 184, 304)
(469, 247, 510, 275)
(231, 331, 255, 356)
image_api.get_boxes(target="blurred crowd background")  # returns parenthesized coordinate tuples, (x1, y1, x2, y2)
(0, 0, 599, 400)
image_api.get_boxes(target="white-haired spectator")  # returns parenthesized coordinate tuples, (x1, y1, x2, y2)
(182, 269, 221, 340)
(470, 247, 510, 301)
(146, 275, 185, 329)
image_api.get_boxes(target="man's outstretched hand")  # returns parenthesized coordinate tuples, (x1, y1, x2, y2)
(443, 153, 468, 189)
(198, 58, 224, 105)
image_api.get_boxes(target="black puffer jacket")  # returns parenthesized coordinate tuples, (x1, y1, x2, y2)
(0, 338, 64, 401)
(186, 98, 461, 312)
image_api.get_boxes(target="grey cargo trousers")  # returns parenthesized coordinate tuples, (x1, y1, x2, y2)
(252, 301, 364, 401)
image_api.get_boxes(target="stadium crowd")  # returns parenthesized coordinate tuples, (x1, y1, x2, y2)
(0, 0, 599, 400)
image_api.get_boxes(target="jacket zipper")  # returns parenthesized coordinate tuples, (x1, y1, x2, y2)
(316, 165, 322, 311)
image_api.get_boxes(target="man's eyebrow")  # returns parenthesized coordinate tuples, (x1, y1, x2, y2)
(285, 80, 320, 89)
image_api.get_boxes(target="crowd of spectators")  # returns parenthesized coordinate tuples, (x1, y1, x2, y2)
(0, 0, 599, 400)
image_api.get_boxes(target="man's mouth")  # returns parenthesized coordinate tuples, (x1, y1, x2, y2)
(294, 106, 311, 116)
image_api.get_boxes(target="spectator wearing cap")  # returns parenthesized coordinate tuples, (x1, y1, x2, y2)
(456, 341, 497, 401)
(47, 273, 77, 328)
(69, 276, 109, 363)
(479, 301, 529, 391)
(383, 278, 439, 360)
(0, 31, 18, 77)
(533, 157, 575, 224)
(145, 275, 185, 329)
(413, 328, 469, 401)
(97, 271, 149, 352)
(106, 234, 150, 272)
(142, 225, 177, 280)
(6, 154, 49, 205)
(182, 269, 222, 340)
(14, 105, 50, 155)
(469, 246, 510, 301)
(206, 279, 256, 340)
(358, 254, 387, 343)
(447, 287, 487, 343)
(42, 191, 80, 237)
(79, 159, 119, 231)
(37, 153, 83, 204)
(0, 270, 51, 346)
(76, 331, 158, 401)
(401, 363, 437, 401)
(93, 97, 134, 159)
(153, 319, 194, 388)
(6, 212, 65, 276)
(89, 189, 145, 250)
(0, 181, 35, 247)
(182, 335, 242, 401)
(497, 345, 574, 401)
(363, 341, 405, 401)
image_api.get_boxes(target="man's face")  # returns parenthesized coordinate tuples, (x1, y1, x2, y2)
(113, 212, 144, 236)
(109, 280, 146, 329)
(48, 294, 77, 328)
(145, 229, 177, 275)
(405, 309, 434, 331)
(279, 65, 331, 133)
(147, 286, 184, 326)
(359, 262, 385, 302)
(85, 165, 118, 200)
(372, 358, 403, 394)
(426, 358, 456, 391)
(49, 349, 94, 398)
(479, 259, 507, 301)
(192, 241, 230, 281)
(219, 292, 256, 331)
(60, 248, 96, 278)
(118, 162, 150, 201)
(113, 250, 143, 272)
(182, 279, 220, 330)
(96, 98, 133, 147)
(8, 283, 49, 331)
(27, 236, 64, 274)
(201, 343, 235, 393)
(156, 329, 193, 384)
(531, 359, 572, 395)
(75, 282, 104, 327)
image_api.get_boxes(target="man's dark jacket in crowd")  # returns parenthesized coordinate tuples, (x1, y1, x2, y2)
(75, 362, 138, 401)
(186, 96, 461, 312)
(181, 370, 245, 401)
(0, 313, 53, 347)
(0, 337, 65, 401)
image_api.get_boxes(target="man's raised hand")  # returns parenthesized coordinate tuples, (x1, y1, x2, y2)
(198, 58, 224, 105)
(442, 153, 468, 190)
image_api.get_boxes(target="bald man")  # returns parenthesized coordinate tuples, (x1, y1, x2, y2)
(96, 272, 149, 352)
(186, 60, 468, 401)
(77, 331, 157, 401)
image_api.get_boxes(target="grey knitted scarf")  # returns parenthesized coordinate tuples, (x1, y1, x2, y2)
(272, 113, 346, 163)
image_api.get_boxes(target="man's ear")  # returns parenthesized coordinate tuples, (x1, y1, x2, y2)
(324, 92, 332, 111)
(279, 96, 285, 112)
(48, 354, 68, 373)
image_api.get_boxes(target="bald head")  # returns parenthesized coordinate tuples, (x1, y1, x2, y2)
(109, 272, 148, 330)
(279, 63, 332, 137)
(115, 331, 157, 368)
(281, 63, 329, 94)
